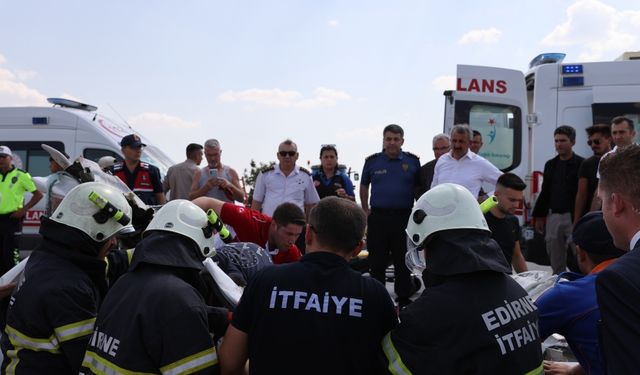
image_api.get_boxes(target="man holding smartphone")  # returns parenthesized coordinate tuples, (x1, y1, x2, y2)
(189, 139, 245, 203)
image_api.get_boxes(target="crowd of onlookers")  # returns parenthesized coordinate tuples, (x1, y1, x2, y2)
(0, 115, 638, 374)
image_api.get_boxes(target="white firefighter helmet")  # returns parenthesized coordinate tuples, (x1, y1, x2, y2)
(405, 183, 489, 273)
(407, 183, 490, 247)
(144, 199, 216, 258)
(51, 181, 134, 242)
(98, 156, 116, 171)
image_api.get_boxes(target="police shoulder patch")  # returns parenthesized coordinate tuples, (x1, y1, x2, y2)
(404, 151, 420, 160)
(298, 167, 311, 175)
(260, 165, 275, 173)
(365, 152, 380, 162)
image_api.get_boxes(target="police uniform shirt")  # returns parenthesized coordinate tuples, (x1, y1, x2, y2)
(112, 162, 163, 205)
(232, 251, 397, 375)
(0, 166, 37, 214)
(431, 150, 502, 198)
(312, 169, 355, 199)
(361, 151, 420, 209)
(253, 164, 320, 216)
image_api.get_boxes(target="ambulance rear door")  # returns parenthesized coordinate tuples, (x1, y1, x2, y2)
(443, 65, 528, 176)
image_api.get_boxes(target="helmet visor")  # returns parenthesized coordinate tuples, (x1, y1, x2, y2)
(405, 236, 426, 275)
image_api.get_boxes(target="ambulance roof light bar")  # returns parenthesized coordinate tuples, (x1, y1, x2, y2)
(528, 53, 566, 69)
(47, 98, 98, 112)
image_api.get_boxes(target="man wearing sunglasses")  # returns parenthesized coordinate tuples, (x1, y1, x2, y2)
(252, 139, 320, 220)
(112, 134, 166, 206)
(574, 124, 612, 223)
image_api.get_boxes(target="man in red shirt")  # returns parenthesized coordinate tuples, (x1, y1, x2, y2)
(193, 197, 305, 264)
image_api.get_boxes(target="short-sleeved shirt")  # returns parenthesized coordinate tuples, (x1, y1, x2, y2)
(312, 169, 355, 199)
(232, 251, 397, 375)
(220, 203, 301, 264)
(484, 211, 520, 266)
(0, 167, 37, 214)
(431, 150, 502, 197)
(361, 151, 420, 209)
(163, 159, 199, 201)
(577, 155, 601, 215)
(253, 164, 320, 216)
(112, 162, 163, 205)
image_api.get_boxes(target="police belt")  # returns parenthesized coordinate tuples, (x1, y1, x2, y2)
(371, 207, 412, 216)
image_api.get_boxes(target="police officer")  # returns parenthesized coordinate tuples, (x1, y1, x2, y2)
(360, 124, 420, 308)
(312, 144, 355, 200)
(0, 145, 43, 275)
(1, 182, 133, 374)
(112, 134, 166, 205)
(220, 197, 397, 375)
(381, 183, 543, 374)
(81, 199, 220, 374)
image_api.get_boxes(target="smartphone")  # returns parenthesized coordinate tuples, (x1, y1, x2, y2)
(209, 169, 218, 178)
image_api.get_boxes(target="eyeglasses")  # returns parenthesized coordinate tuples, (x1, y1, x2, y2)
(587, 139, 601, 146)
(278, 151, 297, 157)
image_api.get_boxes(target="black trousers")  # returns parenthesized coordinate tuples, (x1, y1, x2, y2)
(367, 209, 413, 299)
(0, 214, 21, 276)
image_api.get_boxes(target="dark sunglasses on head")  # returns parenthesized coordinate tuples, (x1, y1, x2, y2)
(278, 151, 297, 157)
(587, 139, 601, 146)
(320, 144, 337, 151)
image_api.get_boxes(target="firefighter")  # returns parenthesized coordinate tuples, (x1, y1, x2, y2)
(381, 183, 543, 374)
(81, 199, 220, 374)
(1, 182, 133, 374)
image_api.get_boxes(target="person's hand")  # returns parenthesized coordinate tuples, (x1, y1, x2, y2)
(0, 283, 17, 300)
(10, 208, 27, 219)
(335, 188, 347, 198)
(216, 178, 231, 190)
(205, 178, 221, 189)
(535, 217, 545, 235)
(543, 360, 582, 375)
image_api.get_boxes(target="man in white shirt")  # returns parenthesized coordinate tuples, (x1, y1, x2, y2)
(595, 144, 640, 374)
(431, 124, 502, 198)
(251, 139, 320, 219)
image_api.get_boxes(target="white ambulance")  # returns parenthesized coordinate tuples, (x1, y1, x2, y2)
(0, 98, 174, 250)
(443, 52, 640, 227)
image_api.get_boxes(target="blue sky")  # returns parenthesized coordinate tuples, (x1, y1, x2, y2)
(2, 0, 640, 184)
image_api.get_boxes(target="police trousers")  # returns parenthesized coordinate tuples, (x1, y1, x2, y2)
(367, 208, 413, 299)
(0, 214, 21, 276)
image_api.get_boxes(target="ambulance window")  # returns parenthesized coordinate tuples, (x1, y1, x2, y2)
(2, 141, 66, 176)
(453, 101, 522, 172)
(83, 149, 123, 164)
(592, 103, 640, 144)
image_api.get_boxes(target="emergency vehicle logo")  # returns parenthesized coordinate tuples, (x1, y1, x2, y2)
(488, 118, 497, 144)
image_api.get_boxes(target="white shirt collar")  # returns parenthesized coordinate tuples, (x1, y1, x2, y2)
(275, 164, 299, 176)
(630, 230, 640, 250)
(446, 150, 475, 161)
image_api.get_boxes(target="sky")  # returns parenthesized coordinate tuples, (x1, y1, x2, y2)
(2, 0, 640, 187)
